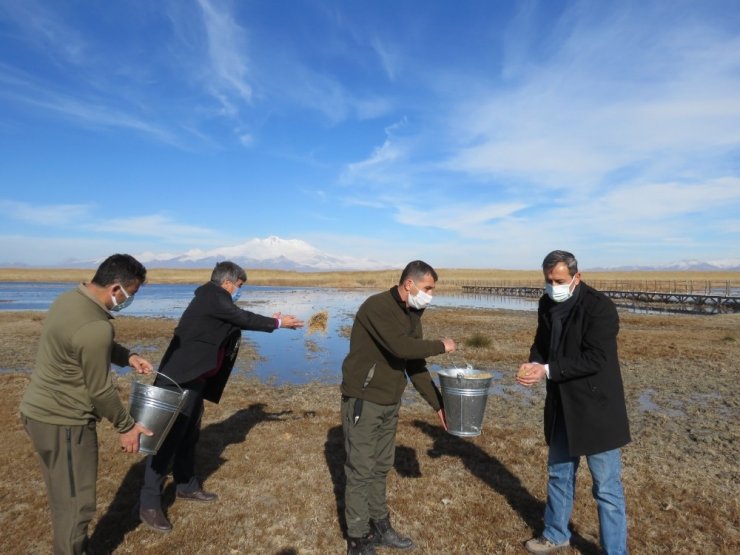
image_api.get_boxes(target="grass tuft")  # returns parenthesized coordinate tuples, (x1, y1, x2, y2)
(464, 333, 492, 348)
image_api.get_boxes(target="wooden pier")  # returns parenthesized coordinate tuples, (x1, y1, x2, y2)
(460, 285, 740, 310)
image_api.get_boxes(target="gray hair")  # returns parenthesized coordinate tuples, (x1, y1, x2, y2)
(542, 250, 578, 276)
(210, 261, 247, 285)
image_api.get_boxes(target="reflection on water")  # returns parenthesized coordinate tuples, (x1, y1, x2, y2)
(0, 282, 537, 384)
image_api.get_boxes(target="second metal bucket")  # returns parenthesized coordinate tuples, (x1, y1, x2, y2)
(128, 372, 188, 455)
(438, 366, 492, 437)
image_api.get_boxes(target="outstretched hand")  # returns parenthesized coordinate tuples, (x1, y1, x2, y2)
(273, 312, 304, 329)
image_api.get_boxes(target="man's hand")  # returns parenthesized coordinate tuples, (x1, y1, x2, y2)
(516, 363, 546, 386)
(274, 313, 304, 329)
(437, 408, 448, 431)
(119, 422, 153, 454)
(129, 354, 153, 375)
(441, 337, 456, 353)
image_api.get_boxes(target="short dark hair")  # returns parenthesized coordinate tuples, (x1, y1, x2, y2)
(542, 250, 578, 276)
(91, 254, 147, 287)
(211, 261, 247, 286)
(399, 260, 438, 285)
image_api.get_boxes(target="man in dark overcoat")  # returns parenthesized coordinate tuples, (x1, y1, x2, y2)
(138, 261, 303, 532)
(517, 250, 630, 555)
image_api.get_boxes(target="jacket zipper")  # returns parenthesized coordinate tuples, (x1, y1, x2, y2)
(66, 428, 76, 498)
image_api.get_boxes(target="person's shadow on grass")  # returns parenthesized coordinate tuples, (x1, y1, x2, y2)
(323, 425, 421, 539)
(89, 403, 290, 554)
(413, 420, 601, 555)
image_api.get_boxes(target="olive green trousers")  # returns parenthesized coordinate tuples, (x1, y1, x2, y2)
(22, 415, 98, 555)
(341, 396, 401, 538)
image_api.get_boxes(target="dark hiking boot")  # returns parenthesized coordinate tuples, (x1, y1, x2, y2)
(371, 518, 414, 549)
(347, 532, 377, 555)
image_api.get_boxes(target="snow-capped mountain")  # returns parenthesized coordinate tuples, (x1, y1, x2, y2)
(102, 236, 393, 271)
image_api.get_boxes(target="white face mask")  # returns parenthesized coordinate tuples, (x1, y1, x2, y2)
(407, 282, 433, 310)
(545, 275, 576, 303)
(111, 284, 134, 312)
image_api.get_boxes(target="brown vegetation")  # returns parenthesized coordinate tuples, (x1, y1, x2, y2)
(1, 305, 738, 553)
(1, 267, 737, 293)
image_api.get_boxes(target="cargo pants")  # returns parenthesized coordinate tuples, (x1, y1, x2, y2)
(21, 414, 98, 555)
(341, 396, 401, 538)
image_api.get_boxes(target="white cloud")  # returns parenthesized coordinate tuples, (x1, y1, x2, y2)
(197, 0, 253, 107)
(0, 64, 180, 145)
(444, 7, 740, 189)
(0, 199, 92, 226)
(0, 0, 88, 65)
(370, 36, 400, 81)
(86, 214, 219, 242)
(395, 202, 528, 236)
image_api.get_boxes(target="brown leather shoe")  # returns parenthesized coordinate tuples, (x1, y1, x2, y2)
(176, 489, 218, 502)
(139, 508, 172, 533)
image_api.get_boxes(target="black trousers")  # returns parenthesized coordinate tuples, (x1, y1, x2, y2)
(139, 388, 204, 511)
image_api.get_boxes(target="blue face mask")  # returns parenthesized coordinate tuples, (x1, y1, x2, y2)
(231, 289, 241, 303)
(111, 284, 134, 312)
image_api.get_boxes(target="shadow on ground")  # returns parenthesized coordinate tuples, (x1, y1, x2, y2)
(89, 403, 289, 554)
(414, 420, 601, 555)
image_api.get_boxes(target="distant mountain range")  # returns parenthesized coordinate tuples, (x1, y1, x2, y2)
(2, 237, 738, 271)
(588, 258, 740, 271)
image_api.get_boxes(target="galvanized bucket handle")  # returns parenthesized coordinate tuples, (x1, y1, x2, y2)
(153, 370, 184, 394)
(134, 370, 186, 396)
(445, 352, 472, 378)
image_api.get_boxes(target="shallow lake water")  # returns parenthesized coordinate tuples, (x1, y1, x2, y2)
(0, 282, 536, 385)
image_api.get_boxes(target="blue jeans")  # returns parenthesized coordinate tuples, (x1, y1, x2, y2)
(543, 416, 628, 554)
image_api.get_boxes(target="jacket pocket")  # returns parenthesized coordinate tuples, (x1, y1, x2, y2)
(586, 379, 608, 404)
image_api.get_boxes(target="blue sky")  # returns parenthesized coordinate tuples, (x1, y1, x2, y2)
(0, 0, 738, 270)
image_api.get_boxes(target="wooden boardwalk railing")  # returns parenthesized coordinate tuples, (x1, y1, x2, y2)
(458, 284, 740, 310)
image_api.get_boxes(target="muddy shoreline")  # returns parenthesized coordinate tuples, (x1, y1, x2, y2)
(1, 307, 738, 553)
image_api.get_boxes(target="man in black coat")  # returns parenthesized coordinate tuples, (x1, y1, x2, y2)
(517, 250, 630, 555)
(138, 261, 303, 532)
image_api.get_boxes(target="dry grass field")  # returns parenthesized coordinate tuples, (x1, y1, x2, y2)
(0, 300, 738, 554)
(1, 267, 738, 293)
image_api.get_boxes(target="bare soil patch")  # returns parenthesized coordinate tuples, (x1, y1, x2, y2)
(0, 307, 738, 554)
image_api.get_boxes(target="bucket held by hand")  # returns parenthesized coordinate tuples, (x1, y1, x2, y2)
(437, 365, 492, 437)
(128, 371, 189, 455)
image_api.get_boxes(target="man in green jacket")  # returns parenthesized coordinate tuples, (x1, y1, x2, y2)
(341, 260, 455, 555)
(20, 254, 154, 555)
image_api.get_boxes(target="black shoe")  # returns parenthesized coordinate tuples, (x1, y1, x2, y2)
(176, 489, 218, 502)
(347, 532, 377, 555)
(371, 518, 414, 549)
(139, 508, 172, 533)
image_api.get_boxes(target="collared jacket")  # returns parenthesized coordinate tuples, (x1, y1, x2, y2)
(20, 284, 135, 432)
(529, 282, 630, 457)
(157, 281, 276, 403)
(341, 287, 445, 409)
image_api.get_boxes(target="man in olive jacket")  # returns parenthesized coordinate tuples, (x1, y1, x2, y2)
(341, 260, 455, 555)
(138, 261, 303, 533)
(517, 250, 630, 555)
(20, 254, 154, 555)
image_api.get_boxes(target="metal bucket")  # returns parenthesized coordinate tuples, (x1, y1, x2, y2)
(128, 372, 188, 455)
(438, 366, 493, 437)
